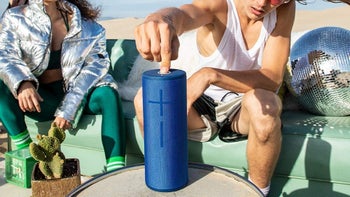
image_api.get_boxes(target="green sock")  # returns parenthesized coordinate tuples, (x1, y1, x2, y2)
(11, 130, 32, 149)
(106, 156, 125, 172)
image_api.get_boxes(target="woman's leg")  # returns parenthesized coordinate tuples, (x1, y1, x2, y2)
(85, 86, 126, 171)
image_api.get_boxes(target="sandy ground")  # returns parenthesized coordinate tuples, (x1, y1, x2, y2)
(98, 6, 350, 39)
(0, 6, 349, 39)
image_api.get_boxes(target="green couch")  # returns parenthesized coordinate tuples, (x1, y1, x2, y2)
(12, 39, 350, 196)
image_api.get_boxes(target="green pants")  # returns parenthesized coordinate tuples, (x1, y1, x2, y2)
(0, 80, 125, 160)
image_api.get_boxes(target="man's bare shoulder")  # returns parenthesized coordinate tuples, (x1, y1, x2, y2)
(192, 0, 228, 13)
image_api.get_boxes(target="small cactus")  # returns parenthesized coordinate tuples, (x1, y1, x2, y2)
(29, 122, 66, 179)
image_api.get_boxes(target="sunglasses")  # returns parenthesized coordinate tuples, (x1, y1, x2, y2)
(270, 0, 291, 6)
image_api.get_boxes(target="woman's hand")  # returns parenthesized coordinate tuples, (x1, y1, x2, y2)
(17, 81, 43, 112)
(54, 117, 71, 130)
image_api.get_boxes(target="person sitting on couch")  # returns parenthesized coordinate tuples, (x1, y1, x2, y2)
(133, 0, 307, 196)
(0, 0, 126, 172)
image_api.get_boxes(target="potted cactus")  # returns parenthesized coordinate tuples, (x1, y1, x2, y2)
(29, 122, 81, 197)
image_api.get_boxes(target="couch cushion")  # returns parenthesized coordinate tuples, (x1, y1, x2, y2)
(276, 110, 350, 184)
(106, 39, 139, 83)
(281, 110, 350, 138)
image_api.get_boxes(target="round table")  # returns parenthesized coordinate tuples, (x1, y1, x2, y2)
(68, 163, 263, 197)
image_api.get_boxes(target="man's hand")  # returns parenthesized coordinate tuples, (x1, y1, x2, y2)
(17, 81, 43, 112)
(134, 12, 180, 74)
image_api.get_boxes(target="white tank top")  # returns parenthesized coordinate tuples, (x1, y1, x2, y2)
(175, 0, 277, 102)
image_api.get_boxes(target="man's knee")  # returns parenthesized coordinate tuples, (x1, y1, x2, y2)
(243, 89, 282, 117)
(243, 89, 282, 142)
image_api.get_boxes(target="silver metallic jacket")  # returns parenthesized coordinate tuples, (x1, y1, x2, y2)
(0, 0, 118, 127)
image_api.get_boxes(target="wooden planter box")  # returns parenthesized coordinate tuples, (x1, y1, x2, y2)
(31, 158, 81, 197)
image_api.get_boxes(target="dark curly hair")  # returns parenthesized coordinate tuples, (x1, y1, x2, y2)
(11, 0, 101, 20)
(57, 0, 101, 21)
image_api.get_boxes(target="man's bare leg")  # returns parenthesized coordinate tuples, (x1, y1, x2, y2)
(134, 88, 145, 136)
(233, 89, 282, 194)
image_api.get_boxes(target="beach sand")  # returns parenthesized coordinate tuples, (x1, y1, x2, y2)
(0, 6, 348, 39)
(99, 6, 350, 39)
(293, 6, 350, 32)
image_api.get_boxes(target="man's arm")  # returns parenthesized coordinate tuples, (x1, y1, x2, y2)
(187, 1, 296, 101)
(134, 0, 225, 73)
(259, 1, 296, 90)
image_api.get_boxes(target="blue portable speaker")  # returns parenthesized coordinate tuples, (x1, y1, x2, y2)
(142, 69, 188, 192)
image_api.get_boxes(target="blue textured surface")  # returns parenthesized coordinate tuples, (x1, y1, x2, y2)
(142, 69, 188, 191)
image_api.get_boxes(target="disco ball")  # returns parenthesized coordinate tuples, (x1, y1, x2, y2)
(286, 27, 350, 116)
